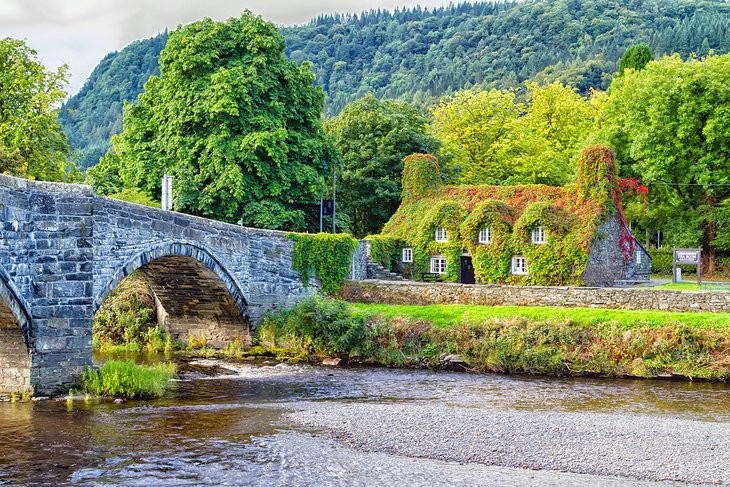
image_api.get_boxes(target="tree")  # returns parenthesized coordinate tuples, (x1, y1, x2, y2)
(431, 85, 594, 186)
(109, 13, 334, 230)
(522, 81, 596, 181)
(618, 44, 653, 75)
(325, 94, 438, 237)
(0, 38, 70, 181)
(431, 89, 526, 184)
(597, 53, 730, 273)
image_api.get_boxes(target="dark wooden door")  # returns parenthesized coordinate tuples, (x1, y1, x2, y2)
(459, 256, 475, 284)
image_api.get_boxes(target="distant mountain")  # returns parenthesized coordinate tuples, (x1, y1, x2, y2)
(59, 0, 730, 169)
(58, 33, 168, 169)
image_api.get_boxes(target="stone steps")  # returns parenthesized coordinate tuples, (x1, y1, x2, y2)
(366, 260, 404, 281)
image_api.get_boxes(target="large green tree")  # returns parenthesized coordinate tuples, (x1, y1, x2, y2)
(432, 84, 595, 186)
(0, 38, 70, 180)
(597, 53, 730, 272)
(431, 89, 527, 184)
(107, 13, 334, 230)
(326, 94, 438, 237)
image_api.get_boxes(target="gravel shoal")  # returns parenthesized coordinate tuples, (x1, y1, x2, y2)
(286, 401, 730, 485)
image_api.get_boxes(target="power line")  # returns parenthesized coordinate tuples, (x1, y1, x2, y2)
(646, 181, 730, 187)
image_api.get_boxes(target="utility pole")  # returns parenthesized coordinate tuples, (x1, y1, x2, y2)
(332, 163, 337, 233)
(319, 197, 323, 233)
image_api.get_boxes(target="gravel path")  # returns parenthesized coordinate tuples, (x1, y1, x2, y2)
(285, 401, 730, 485)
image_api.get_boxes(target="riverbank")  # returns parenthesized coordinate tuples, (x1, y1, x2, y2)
(285, 399, 729, 485)
(6, 358, 722, 485)
(260, 297, 730, 381)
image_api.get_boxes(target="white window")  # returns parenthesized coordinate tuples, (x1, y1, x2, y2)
(402, 247, 413, 263)
(435, 228, 447, 242)
(531, 226, 546, 244)
(430, 256, 447, 274)
(478, 227, 492, 244)
(636, 250, 642, 264)
(511, 256, 528, 275)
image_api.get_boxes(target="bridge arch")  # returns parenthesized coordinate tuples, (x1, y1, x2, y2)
(95, 242, 250, 347)
(0, 264, 32, 396)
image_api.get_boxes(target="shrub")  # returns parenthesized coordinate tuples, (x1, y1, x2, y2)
(81, 360, 176, 399)
(259, 295, 373, 358)
(93, 272, 158, 351)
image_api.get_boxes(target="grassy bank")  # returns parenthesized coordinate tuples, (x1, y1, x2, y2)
(352, 303, 730, 330)
(260, 297, 730, 381)
(81, 360, 177, 399)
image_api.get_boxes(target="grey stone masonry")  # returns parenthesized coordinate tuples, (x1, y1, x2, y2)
(584, 213, 652, 286)
(342, 280, 730, 313)
(0, 173, 329, 395)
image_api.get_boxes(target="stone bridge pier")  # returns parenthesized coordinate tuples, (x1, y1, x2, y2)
(0, 174, 361, 396)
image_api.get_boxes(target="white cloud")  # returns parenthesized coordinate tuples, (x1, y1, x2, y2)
(0, 0, 453, 96)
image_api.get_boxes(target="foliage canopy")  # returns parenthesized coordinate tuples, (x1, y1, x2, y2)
(0, 38, 71, 181)
(105, 13, 334, 230)
(60, 0, 730, 167)
(597, 53, 730, 272)
(618, 44, 654, 75)
(326, 94, 438, 237)
(431, 83, 595, 186)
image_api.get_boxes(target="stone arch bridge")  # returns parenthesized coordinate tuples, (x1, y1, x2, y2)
(0, 174, 365, 396)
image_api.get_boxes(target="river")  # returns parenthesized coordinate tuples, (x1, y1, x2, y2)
(1, 355, 729, 486)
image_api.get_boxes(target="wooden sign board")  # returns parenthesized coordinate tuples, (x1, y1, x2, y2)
(672, 247, 702, 284)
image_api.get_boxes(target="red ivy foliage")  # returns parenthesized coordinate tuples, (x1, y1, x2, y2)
(611, 175, 649, 262)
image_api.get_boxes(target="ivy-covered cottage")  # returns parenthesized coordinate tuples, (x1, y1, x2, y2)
(369, 145, 651, 287)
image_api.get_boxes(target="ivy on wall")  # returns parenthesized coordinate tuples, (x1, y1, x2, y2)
(288, 233, 359, 294)
(378, 145, 627, 286)
(366, 234, 404, 270)
(510, 202, 586, 285)
(461, 200, 516, 283)
(413, 200, 466, 282)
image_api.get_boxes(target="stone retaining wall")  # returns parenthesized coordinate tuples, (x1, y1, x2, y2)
(341, 280, 730, 313)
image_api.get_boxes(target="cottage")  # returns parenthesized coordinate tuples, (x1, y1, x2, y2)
(368, 145, 650, 287)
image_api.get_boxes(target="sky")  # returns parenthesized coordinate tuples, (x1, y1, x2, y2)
(1, 0, 453, 97)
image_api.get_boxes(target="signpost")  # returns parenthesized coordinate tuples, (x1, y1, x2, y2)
(319, 199, 334, 233)
(672, 247, 702, 284)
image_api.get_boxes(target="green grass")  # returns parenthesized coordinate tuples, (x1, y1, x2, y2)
(81, 360, 177, 399)
(261, 299, 730, 380)
(646, 282, 730, 292)
(353, 303, 730, 330)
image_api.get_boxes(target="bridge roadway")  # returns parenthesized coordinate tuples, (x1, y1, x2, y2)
(0, 174, 365, 395)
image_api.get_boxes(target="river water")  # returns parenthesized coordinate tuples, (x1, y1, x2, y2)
(1, 355, 729, 486)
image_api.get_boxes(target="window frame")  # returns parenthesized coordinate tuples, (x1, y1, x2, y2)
(402, 247, 413, 263)
(478, 227, 492, 244)
(430, 256, 447, 274)
(434, 227, 448, 242)
(511, 256, 528, 275)
(531, 226, 546, 244)
(636, 249, 641, 264)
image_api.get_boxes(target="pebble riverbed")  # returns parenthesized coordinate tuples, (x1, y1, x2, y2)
(285, 400, 730, 485)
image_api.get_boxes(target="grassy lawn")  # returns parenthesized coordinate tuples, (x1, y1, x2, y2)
(645, 281, 730, 292)
(353, 303, 730, 330)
